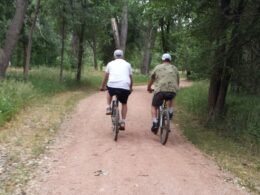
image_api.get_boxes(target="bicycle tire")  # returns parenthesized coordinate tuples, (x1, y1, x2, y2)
(112, 103, 120, 141)
(160, 110, 170, 145)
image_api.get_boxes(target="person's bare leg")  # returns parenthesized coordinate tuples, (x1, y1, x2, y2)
(167, 99, 173, 108)
(107, 92, 112, 106)
(167, 100, 174, 118)
(120, 104, 127, 130)
(151, 106, 158, 121)
(121, 104, 127, 120)
(151, 106, 159, 133)
(106, 92, 112, 115)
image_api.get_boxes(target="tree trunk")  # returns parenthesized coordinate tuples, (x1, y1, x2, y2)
(208, 41, 226, 118)
(24, 0, 41, 81)
(16, 42, 21, 67)
(111, 1, 128, 52)
(111, 18, 120, 49)
(60, 4, 66, 82)
(159, 17, 170, 53)
(76, 23, 85, 82)
(120, 2, 128, 53)
(207, 0, 245, 120)
(23, 38, 27, 70)
(92, 35, 98, 70)
(141, 20, 156, 75)
(20, 26, 27, 69)
(72, 32, 79, 57)
(207, 0, 230, 119)
(214, 68, 231, 114)
(0, 0, 27, 79)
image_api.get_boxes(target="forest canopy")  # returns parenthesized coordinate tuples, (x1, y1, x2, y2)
(0, 0, 259, 119)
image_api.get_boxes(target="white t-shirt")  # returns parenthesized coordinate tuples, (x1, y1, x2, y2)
(106, 59, 132, 90)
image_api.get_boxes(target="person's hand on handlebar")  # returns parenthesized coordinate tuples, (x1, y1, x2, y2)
(100, 86, 107, 91)
(147, 87, 154, 93)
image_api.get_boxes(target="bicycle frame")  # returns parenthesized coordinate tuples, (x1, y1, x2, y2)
(158, 100, 167, 127)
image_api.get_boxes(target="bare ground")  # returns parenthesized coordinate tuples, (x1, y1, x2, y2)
(25, 81, 249, 195)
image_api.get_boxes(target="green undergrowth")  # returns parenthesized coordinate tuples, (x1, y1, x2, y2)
(0, 66, 104, 194)
(0, 89, 85, 194)
(176, 81, 260, 193)
(0, 67, 103, 127)
(133, 74, 148, 85)
(0, 67, 148, 127)
(0, 80, 35, 126)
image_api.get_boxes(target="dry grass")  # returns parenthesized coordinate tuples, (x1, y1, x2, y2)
(0, 91, 87, 194)
(175, 106, 260, 194)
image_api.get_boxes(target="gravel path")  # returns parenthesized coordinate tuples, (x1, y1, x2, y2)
(25, 81, 248, 195)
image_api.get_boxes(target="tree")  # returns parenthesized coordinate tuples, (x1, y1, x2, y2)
(206, 0, 259, 119)
(141, 19, 156, 74)
(24, 0, 41, 81)
(120, 0, 128, 52)
(59, 2, 66, 81)
(111, 0, 128, 53)
(0, 0, 27, 79)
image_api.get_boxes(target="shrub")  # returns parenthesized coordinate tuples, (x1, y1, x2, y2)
(176, 81, 260, 150)
(176, 81, 208, 117)
(0, 80, 35, 125)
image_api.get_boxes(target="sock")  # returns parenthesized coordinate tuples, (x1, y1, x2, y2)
(153, 118, 158, 123)
(168, 107, 174, 114)
(121, 119, 125, 123)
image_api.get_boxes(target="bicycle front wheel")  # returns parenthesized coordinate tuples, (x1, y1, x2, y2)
(160, 110, 170, 145)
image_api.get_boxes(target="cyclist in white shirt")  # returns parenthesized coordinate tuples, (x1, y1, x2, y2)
(100, 49, 133, 130)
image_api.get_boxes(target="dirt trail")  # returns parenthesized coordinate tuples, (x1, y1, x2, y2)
(26, 81, 248, 195)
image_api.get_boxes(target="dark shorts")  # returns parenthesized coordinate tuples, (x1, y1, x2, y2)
(107, 87, 131, 104)
(152, 92, 176, 107)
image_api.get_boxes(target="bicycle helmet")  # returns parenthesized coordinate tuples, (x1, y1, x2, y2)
(114, 49, 124, 59)
(162, 53, 171, 61)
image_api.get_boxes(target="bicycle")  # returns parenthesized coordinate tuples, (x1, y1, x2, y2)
(111, 95, 120, 141)
(157, 99, 171, 145)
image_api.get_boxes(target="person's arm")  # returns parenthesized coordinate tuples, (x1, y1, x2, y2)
(147, 74, 155, 93)
(130, 75, 133, 92)
(100, 72, 109, 91)
(129, 63, 133, 92)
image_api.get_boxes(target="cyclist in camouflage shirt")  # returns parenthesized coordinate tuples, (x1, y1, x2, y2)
(147, 53, 180, 134)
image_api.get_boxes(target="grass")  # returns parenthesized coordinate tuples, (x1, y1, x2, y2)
(0, 67, 103, 126)
(133, 74, 148, 85)
(176, 81, 260, 193)
(0, 66, 147, 128)
(0, 80, 35, 125)
(0, 66, 104, 194)
(0, 92, 82, 194)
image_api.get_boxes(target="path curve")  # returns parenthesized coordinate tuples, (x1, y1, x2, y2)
(26, 81, 248, 195)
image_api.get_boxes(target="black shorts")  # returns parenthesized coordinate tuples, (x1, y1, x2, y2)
(107, 87, 131, 104)
(152, 92, 176, 107)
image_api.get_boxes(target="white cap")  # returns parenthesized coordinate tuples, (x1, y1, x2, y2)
(114, 49, 124, 58)
(162, 53, 171, 61)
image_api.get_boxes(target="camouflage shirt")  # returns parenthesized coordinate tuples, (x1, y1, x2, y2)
(150, 63, 179, 94)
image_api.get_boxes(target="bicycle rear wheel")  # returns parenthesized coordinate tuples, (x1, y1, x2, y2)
(160, 110, 170, 145)
(112, 104, 120, 141)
